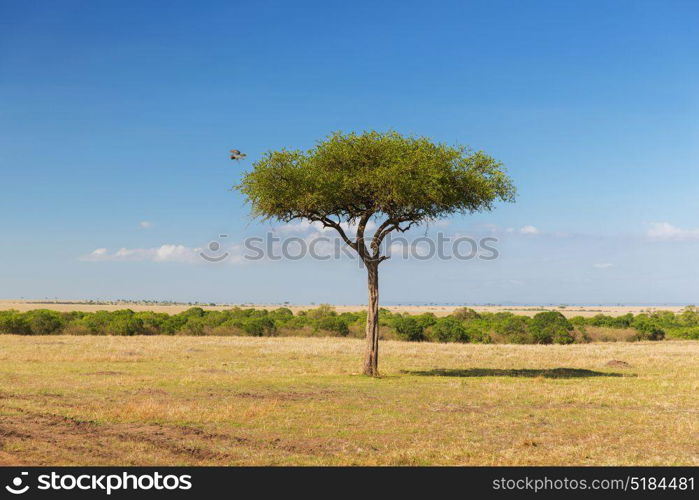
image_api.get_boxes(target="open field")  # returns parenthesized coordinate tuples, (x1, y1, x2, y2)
(0, 300, 687, 317)
(0, 336, 697, 465)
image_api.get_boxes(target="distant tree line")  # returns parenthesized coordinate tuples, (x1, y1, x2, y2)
(2, 306, 698, 343)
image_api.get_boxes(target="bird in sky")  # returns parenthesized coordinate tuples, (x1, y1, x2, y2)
(230, 149, 247, 161)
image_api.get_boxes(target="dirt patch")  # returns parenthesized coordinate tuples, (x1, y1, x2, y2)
(606, 360, 631, 368)
(269, 436, 345, 456)
(0, 426, 31, 439)
(0, 391, 33, 401)
(0, 408, 234, 463)
(0, 406, 343, 463)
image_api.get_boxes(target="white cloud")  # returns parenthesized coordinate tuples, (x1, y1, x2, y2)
(139, 221, 152, 229)
(519, 225, 540, 235)
(82, 244, 202, 263)
(646, 222, 699, 241)
(82, 242, 251, 265)
(593, 263, 614, 269)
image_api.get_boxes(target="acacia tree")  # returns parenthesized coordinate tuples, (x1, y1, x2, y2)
(237, 131, 515, 376)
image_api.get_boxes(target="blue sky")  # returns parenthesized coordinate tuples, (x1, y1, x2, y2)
(1, 0, 697, 305)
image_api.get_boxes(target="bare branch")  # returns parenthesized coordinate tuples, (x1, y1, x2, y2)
(395, 220, 418, 233)
(371, 217, 418, 255)
(370, 218, 395, 254)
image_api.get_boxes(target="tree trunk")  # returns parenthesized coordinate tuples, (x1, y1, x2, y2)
(363, 261, 380, 376)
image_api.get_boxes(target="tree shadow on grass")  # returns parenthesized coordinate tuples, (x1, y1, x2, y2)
(402, 368, 629, 379)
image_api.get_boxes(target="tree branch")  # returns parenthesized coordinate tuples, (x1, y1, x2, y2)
(371, 217, 416, 251)
(306, 215, 357, 250)
(371, 218, 396, 254)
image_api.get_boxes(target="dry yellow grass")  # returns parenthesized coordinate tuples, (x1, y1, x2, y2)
(0, 300, 686, 318)
(0, 335, 697, 466)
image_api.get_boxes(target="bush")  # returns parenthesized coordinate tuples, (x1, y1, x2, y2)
(24, 309, 65, 335)
(678, 306, 699, 327)
(451, 307, 481, 322)
(0, 310, 31, 334)
(465, 324, 491, 343)
(414, 313, 437, 330)
(242, 317, 277, 336)
(135, 312, 173, 335)
(392, 316, 425, 341)
(315, 316, 349, 336)
(430, 317, 469, 343)
(529, 311, 574, 344)
(181, 307, 206, 318)
(574, 325, 591, 343)
(631, 314, 665, 341)
(107, 316, 147, 336)
(180, 317, 207, 336)
(667, 327, 699, 340)
(569, 316, 587, 327)
(76, 311, 113, 335)
(270, 307, 294, 320)
(0, 306, 682, 343)
(496, 316, 531, 344)
(306, 304, 336, 320)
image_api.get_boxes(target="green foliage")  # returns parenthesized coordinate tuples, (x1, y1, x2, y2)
(529, 311, 575, 344)
(0, 310, 31, 335)
(181, 307, 206, 318)
(569, 316, 587, 327)
(270, 307, 294, 320)
(678, 306, 699, 327)
(589, 313, 634, 328)
(241, 317, 277, 337)
(306, 304, 337, 320)
(315, 316, 350, 336)
(2, 306, 695, 343)
(135, 312, 176, 335)
(23, 310, 65, 335)
(413, 313, 437, 329)
(496, 316, 531, 344)
(667, 327, 699, 340)
(430, 317, 470, 343)
(237, 131, 515, 226)
(465, 324, 492, 343)
(631, 314, 665, 341)
(451, 307, 481, 321)
(392, 316, 426, 341)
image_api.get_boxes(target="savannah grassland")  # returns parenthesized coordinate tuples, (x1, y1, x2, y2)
(0, 300, 687, 317)
(0, 334, 697, 466)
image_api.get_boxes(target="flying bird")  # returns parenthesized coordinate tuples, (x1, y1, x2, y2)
(229, 149, 247, 161)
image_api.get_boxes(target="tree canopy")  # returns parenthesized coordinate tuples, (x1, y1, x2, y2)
(237, 131, 516, 251)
